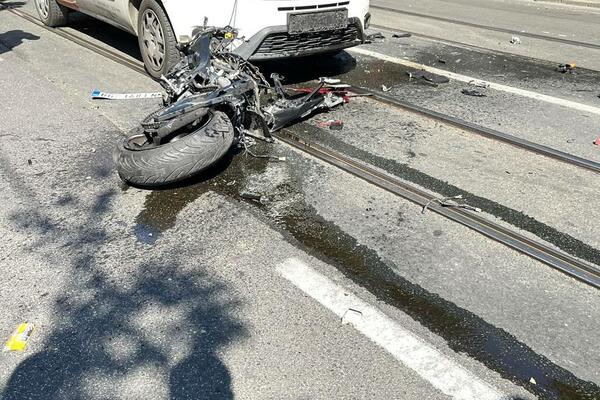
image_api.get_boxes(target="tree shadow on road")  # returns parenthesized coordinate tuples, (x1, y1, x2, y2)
(1, 177, 245, 398)
(0, 30, 40, 54)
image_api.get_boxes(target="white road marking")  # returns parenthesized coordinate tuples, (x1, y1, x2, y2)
(348, 47, 600, 116)
(277, 258, 507, 400)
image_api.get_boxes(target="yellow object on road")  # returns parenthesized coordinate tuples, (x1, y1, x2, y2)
(3, 323, 34, 352)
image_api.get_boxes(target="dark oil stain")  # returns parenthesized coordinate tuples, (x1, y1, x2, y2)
(257, 51, 414, 89)
(131, 140, 599, 399)
(293, 122, 600, 267)
(275, 189, 600, 400)
(133, 147, 270, 243)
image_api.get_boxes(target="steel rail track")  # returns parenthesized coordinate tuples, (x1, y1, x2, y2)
(8, 7, 600, 288)
(6, 7, 147, 75)
(348, 86, 600, 174)
(274, 130, 600, 289)
(370, 4, 600, 51)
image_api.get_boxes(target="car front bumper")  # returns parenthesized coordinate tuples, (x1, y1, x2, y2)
(233, 17, 365, 61)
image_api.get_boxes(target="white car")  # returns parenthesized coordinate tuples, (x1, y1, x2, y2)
(34, 0, 371, 78)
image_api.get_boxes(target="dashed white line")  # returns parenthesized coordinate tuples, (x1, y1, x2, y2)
(277, 258, 507, 400)
(348, 47, 600, 116)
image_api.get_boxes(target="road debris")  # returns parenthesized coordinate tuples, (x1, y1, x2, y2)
(318, 120, 344, 130)
(469, 79, 490, 88)
(556, 63, 576, 73)
(461, 89, 487, 97)
(509, 36, 521, 44)
(341, 308, 363, 326)
(437, 59, 447, 64)
(530, 377, 537, 385)
(240, 191, 262, 202)
(91, 89, 163, 100)
(382, 84, 393, 92)
(593, 138, 600, 146)
(392, 32, 412, 38)
(407, 70, 450, 84)
(3, 323, 34, 352)
(421, 195, 482, 214)
(365, 32, 385, 43)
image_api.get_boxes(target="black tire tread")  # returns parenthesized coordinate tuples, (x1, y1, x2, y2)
(115, 111, 234, 187)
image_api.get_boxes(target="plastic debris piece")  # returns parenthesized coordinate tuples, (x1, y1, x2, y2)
(556, 63, 576, 73)
(593, 138, 600, 146)
(4, 323, 34, 352)
(509, 36, 521, 44)
(461, 89, 487, 97)
(392, 32, 412, 38)
(530, 377, 537, 385)
(365, 32, 385, 42)
(407, 70, 450, 84)
(91, 89, 163, 100)
(382, 84, 392, 92)
(318, 120, 344, 130)
(341, 308, 363, 326)
(422, 195, 482, 214)
(469, 80, 490, 88)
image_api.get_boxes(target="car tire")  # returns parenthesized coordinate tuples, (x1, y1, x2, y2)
(34, 0, 69, 27)
(137, 0, 180, 79)
(114, 111, 235, 187)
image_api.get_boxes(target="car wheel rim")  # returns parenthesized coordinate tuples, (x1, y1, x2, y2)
(36, 0, 50, 19)
(141, 9, 166, 71)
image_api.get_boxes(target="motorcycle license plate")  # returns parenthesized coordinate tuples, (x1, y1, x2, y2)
(288, 9, 348, 34)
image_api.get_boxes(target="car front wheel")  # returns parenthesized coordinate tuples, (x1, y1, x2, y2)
(34, 0, 69, 27)
(137, 0, 180, 79)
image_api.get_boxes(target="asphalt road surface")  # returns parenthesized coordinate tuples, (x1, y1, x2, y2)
(0, 1, 599, 399)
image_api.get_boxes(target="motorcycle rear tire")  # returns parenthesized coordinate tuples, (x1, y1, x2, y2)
(114, 110, 234, 187)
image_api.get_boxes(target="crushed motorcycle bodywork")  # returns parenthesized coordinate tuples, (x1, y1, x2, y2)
(114, 27, 347, 187)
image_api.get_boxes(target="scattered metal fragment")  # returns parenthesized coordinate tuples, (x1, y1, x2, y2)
(3, 323, 34, 352)
(461, 89, 487, 97)
(509, 36, 521, 44)
(407, 70, 450, 84)
(421, 195, 482, 214)
(240, 191, 262, 201)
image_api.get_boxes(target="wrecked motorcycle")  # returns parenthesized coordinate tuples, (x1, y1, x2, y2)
(114, 27, 345, 187)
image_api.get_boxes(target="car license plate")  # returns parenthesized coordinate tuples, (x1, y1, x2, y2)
(288, 9, 348, 34)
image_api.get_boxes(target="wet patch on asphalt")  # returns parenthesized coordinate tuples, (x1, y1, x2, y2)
(290, 122, 600, 267)
(130, 141, 599, 399)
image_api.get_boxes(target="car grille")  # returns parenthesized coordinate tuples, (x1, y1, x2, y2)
(252, 22, 361, 59)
